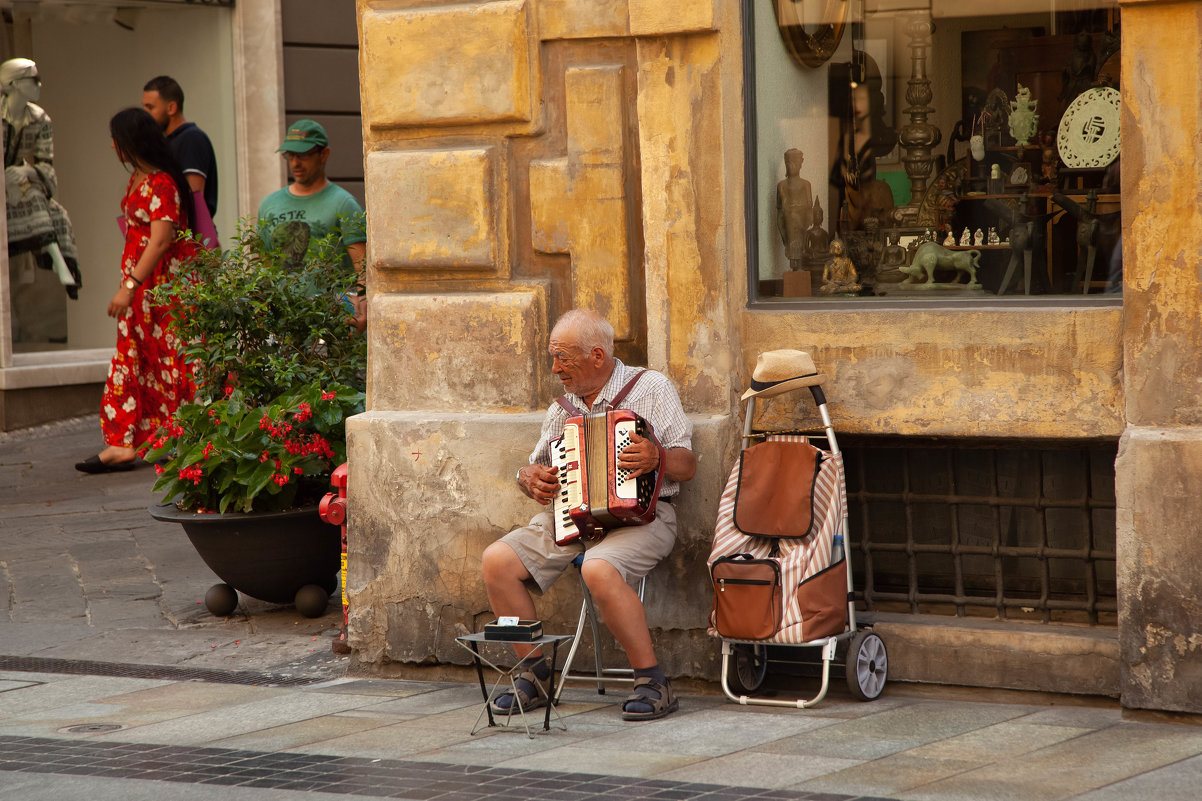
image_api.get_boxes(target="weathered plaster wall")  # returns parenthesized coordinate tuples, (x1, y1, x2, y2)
(740, 307, 1125, 438)
(1115, 0, 1202, 713)
(352, 0, 1189, 707)
(351, 0, 744, 678)
(347, 411, 735, 676)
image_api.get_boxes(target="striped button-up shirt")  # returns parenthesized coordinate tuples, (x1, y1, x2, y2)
(530, 359, 693, 499)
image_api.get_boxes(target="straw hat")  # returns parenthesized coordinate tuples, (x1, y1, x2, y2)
(740, 349, 826, 400)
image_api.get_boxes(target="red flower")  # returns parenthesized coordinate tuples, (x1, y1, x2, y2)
(293, 402, 312, 422)
(321, 390, 336, 400)
(178, 465, 204, 485)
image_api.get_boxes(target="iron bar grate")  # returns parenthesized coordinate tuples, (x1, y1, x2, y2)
(844, 439, 1117, 625)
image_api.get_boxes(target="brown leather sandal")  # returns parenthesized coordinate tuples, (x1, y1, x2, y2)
(620, 676, 679, 721)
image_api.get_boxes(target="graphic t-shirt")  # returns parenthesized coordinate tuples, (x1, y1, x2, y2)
(257, 182, 365, 270)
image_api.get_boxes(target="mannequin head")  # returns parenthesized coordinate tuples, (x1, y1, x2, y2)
(0, 58, 40, 104)
(141, 75, 184, 132)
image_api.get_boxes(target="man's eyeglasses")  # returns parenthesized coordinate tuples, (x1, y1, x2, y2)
(282, 148, 322, 161)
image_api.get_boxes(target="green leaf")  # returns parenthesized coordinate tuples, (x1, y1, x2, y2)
(234, 411, 264, 442)
(245, 462, 277, 503)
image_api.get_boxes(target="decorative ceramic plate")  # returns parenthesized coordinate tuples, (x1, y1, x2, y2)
(1057, 87, 1121, 168)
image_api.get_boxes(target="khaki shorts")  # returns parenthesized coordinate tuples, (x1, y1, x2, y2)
(499, 501, 678, 593)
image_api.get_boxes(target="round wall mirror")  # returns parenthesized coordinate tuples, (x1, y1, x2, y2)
(773, 0, 849, 69)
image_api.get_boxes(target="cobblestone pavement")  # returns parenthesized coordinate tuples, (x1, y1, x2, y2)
(4, 418, 1202, 801)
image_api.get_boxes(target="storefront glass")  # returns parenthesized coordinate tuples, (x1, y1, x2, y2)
(747, 1, 1122, 303)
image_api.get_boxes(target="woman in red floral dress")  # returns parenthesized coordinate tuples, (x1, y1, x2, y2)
(75, 108, 198, 473)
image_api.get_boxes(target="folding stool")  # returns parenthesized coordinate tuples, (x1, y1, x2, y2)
(553, 552, 646, 704)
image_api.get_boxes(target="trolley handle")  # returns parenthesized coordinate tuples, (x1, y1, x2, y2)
(809, 385, 827, 406)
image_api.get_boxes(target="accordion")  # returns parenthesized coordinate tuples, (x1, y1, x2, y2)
(551, 409, 666, 545)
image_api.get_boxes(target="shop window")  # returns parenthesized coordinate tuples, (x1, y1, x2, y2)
(745, 1, 1122, 303)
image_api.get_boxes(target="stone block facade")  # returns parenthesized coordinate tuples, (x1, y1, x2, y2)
(351, 0, 739, 680)
(352, 0, 1202, 713)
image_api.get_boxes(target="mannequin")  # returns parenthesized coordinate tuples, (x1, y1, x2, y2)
(2, 57, 81, 343)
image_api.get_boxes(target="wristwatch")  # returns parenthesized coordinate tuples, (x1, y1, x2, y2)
(122, 278, 138, 291)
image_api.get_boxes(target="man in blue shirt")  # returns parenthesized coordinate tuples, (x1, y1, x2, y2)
(142, 75, 218, 219)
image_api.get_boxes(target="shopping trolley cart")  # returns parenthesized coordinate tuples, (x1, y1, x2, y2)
(708, 351, 887, 708)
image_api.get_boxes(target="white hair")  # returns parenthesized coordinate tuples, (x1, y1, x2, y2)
(552, 309, 614, 359)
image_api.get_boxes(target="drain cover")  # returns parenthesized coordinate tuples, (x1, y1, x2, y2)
(60, 723, 125, 734)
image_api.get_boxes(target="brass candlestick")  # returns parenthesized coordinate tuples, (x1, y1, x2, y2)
(897, 16, 941, 224)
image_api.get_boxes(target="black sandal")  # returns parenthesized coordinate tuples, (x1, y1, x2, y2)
(620, 676, 679, 721)
(74, 455, 138, 474)
(490, 668, 548, 715)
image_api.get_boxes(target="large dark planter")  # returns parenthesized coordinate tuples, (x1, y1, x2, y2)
(149, 502, 339, 617)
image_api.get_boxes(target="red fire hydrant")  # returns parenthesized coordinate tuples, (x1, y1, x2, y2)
(319, 463, 350, 654)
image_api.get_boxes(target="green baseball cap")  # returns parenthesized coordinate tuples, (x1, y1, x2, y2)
(278, 119, 329, 153)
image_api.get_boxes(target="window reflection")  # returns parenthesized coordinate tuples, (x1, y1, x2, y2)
(751, 1, 1122, 301)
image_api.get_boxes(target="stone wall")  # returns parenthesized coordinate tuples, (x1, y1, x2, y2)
(1115, 0, 1202, 713)
(352, 0, 1202, 713)
(349, 0, 744, 676)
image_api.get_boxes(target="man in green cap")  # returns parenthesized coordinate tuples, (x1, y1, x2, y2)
(258, 119, 367, 329)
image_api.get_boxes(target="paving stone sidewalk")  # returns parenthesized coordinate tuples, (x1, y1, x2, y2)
(4, 418, 1202, 801)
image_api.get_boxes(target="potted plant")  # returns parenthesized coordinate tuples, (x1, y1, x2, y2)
(146, 217, 366, 618)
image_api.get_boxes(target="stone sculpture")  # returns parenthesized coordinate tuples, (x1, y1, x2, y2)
(776, 148, 813, 270)
(900, 241, 982, 288)
(819, 239, 861, 295)
(1009, 84, 1039, 149)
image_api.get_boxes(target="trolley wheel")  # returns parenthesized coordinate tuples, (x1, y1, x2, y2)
(845, 629, 888, 701)
(726, 643, 769, 695)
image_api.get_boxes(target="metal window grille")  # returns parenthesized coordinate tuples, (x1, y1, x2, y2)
(843, 439, 1117, 625)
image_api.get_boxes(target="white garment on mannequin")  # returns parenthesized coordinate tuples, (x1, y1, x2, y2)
(1, 65, 74, 286)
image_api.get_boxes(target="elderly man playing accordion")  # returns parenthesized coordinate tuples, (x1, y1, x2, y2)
(481, 309, 696, 721)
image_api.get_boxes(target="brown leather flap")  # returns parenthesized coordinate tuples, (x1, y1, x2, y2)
(795, 559, 849, 640)
(733, 440, 822, 538)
